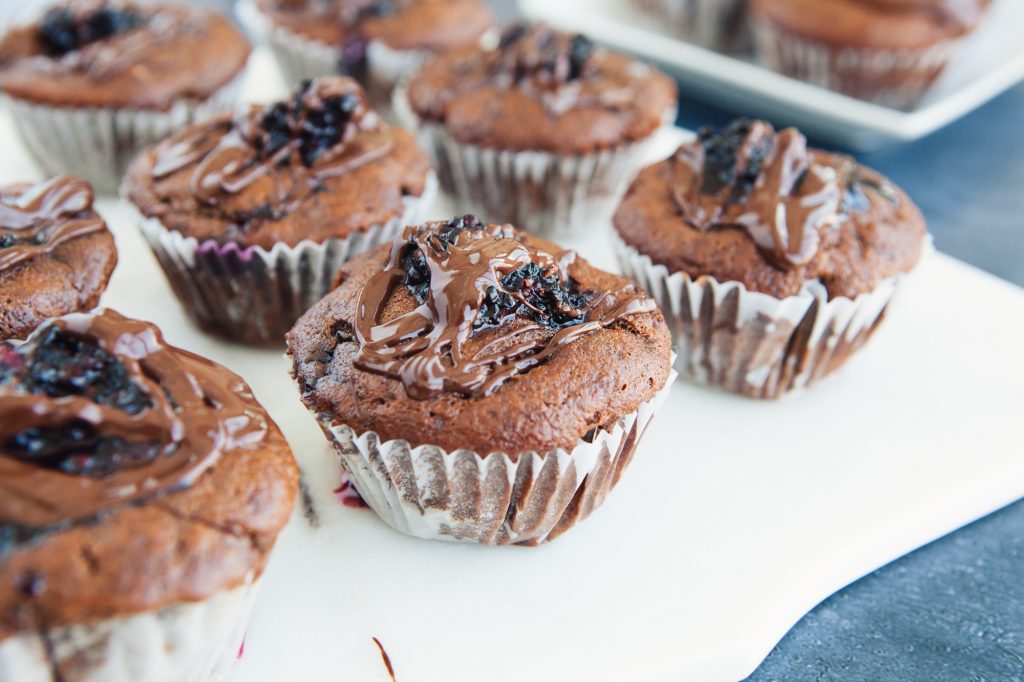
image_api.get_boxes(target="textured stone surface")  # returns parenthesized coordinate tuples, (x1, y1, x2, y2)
(747, 499, 1024, 681)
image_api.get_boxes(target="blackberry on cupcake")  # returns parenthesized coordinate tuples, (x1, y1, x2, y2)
(289, 216, 674, 545)
(0, 1, 251, 191)
(123, 76, 435, 346)
(614, 118, 928, 398)
(0, 309, 297, 680)
(396, 23, 678, 238)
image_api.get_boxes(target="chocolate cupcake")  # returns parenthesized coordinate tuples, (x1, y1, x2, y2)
(632, 0, 748, 51)
(1, 176, 116, 341)
(396, 24, 678, 238)
(0, 309, 297, 681)
(252, 0, 494, 113)
(123, 76, 436, 347)
(288, 216, 674, 545)
(613, 119, 928, 398)
(0, 1, 251, 191)
(750, 0, 990, 108)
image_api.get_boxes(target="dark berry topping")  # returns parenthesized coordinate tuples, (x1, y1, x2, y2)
(499, 24, 527, 49)
(37, 6, 145, 57)
(476, 262, 590, 332)
(5, 421, 163, 477)
(568, 35, 594, 81)
(255, 80, 363, 167)
(695, 118, 778, 205)
(0, 234, 16, 249)
(496, 25, 597, 84)
(400, 215, 590, 332)
(81, 7, 144, 43)
(37, 8, 78, 55)
(402, 215, 485, 302)
(1, 326, 151, 415)
(0, 326, 162, 478)
(697, 119, 751, 196)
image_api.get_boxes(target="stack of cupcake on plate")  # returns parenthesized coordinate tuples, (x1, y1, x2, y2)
(0, 0, 939, 676)
(630, 0, 993, 108)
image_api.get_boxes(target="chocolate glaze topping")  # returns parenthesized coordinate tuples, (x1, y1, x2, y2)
(354, 216, 655, 399)
(27, 3, 206, 81)
(0, 310, 268, 537)
(0, 176, 105, 274)
(671, 119, 847, 268)
(151, 77, 391, 210)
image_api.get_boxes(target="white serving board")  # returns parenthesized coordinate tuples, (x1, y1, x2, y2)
(519, 0, 1024, 151)
(2, 51, 1023, 682)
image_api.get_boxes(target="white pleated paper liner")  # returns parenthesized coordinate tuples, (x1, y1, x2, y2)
(0, 575, 259, 682)
(4, 68, 247, 194)
(613, 233, 912, 399)
(750, 18, 960, 110)
(312, 368, 676, 546)
(631, 0, 749, 52)
(394, 84, 675, 239)
(131, 172, 437, 346)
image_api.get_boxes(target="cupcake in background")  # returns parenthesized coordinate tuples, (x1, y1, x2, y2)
(396, 23, 678, 239)
(632, 0, 748, 52)
(252, 0, 494, 114)
(123, 76, 435, 346)
(0, 176, 117, 340)
(288, 216, 674, 545)
(613, 118, 928, 398)
(0, 309, 297, 681)
(0, 1, 250, 193)
(749, 0, 991, 108)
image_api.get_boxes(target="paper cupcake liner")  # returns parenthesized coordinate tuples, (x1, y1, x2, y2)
(394, 85, 675, 239)
(0, 575, 258, 682)
(314, 370, 675, 546)
(133, 173, 437, 346)
(4, 68, 247, 194)
(632, 0, 749, 51)
(613, 234, 910, 399)
(750, 19, 959, 109)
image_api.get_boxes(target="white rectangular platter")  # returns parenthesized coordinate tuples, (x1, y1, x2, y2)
(519, 0, 1024, 151)
(2, 51, 1022, 682)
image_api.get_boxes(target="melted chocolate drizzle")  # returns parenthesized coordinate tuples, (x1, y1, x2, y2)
(0, 176, 106, 274)
(353, 217, 655, 399)
(151, 77, 392, 210)
(0, 310, 268, 538)
(672, 120, 843, 268)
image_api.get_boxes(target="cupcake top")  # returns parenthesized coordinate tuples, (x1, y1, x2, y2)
(0, 309, 297, 637)
(0, 176, 117, 341)
(124, 76, 431, 250)
(0, 1, 250, 110)
(613, 119, 927, 299)
(405, 23, 678, 154)
(289, 215, 672, 454)
(257, 0, 494, 54)
(749, 0, 990, 48)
